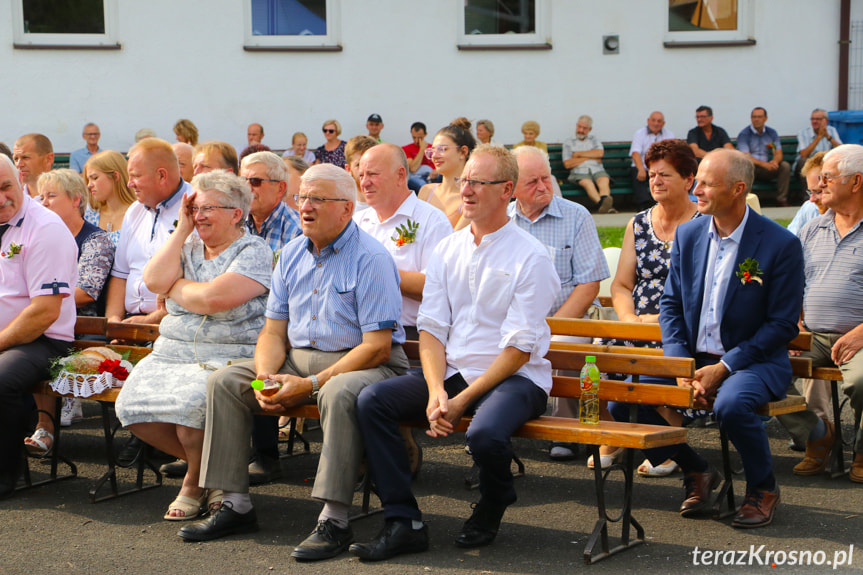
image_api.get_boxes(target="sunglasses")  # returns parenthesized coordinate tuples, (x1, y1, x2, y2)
(244, 176, 280, 187)
(323, 128, 336, 134)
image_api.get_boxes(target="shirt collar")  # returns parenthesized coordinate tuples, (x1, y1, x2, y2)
(248, 201, 288, 235)
(748, 124, 765, 136)
(5, 193, 30, 228)
(513, 195, 561, 223)
(707, 205, 751, 243)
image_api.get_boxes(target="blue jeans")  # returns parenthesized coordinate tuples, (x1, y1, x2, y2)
(357, 368, 547, 521)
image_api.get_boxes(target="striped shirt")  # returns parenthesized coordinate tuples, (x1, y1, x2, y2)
(246, 202, 302, 254)
(266, 219, 405, 351)
(799, 211, 863, 334)
(508, 196, 608, 314)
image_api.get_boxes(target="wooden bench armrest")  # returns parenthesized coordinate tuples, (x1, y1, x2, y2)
(545, 349, 695, 379)
(550, 376, 693, 408)
(106, 321, 160, 343)
(549, 341, 663, 356)
(790, 356, 812, 378)
(74, 316, 107, 337)
(812, 366, 843, 381)
(547, 317, 661, 342)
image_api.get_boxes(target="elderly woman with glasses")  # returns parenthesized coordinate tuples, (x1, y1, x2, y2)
(418, 117, 477, 230)
(115, 171, 273, 522)
(788, 151, 829, 235)
(313, 119, 347, 168)
(25, 169, 116, 453)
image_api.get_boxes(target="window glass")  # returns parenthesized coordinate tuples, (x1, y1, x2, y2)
(22, 0, 105, 34)
(668, 0, 737, 33)
(251, 0, 326, 36)
(464, 0, 536, 35)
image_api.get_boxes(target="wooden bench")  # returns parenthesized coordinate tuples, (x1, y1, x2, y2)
(810, 365, 851, 477)
(42, 320, 691, 565)
(546, 317, 810, 517)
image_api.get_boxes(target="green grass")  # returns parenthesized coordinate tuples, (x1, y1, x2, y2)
(598, 218, 793, 249)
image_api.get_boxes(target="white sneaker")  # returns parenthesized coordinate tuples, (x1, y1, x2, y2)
(60, 398, 83, 427)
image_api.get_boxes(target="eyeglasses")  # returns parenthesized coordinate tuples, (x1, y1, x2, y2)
(322, 128, 336, 134)
(244, 176, 281, 187)
(820, 172, 854, 184)
(454, 177, 508, 190)
(424, 145, 451, 160)
(84, 132, 100, 137)
(808, 188, 824, 197)
(189, 205, 237, 216)
(695, 114, 710, 119)
(294, 194, 350, 208)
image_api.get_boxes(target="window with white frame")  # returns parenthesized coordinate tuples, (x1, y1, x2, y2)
(665, 0, 755, 47)
(458, 0, 551, 50)
(12, 0, 119, 49)
(245, 0, 341, 51)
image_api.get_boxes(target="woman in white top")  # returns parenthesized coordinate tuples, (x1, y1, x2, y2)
(418, 117, 477, 230)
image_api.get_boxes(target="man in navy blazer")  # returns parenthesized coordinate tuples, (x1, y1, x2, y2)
(660, 149, 804, 528)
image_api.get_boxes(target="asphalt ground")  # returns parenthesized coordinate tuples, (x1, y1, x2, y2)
(2, 395, 862, 575)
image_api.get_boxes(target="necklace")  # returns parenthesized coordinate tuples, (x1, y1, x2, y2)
(653, 209, 672, 250)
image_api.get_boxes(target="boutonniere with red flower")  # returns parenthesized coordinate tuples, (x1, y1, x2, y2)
(1, 243, 22, 259)
(392, 219, 419, 248)
(767, 143, 776, 151)
(736, 258, 763, 285)
(98, 358, 130, 381)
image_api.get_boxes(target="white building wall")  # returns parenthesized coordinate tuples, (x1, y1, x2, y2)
(0, 0, 849, 154)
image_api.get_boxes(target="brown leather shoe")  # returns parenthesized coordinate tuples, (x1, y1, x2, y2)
(849, 453, 863, 483)
(793, 419, 834, 476)
(732, 486, 780, 528)
(679, 467, 722, 518)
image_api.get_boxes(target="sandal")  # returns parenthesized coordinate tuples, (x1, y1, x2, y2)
(24, 428, 54, 456)
(164, 492, 206, 521)
(207, 489, 224, 513)
(587, 446, 624, 469)
(637, 458, 680, 477)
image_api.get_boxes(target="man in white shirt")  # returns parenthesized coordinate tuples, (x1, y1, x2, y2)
(349, 144, 560, 561)
(354, 143, 451, 338)
(629, 112, 675, 210)
(105, 138, 190, 325)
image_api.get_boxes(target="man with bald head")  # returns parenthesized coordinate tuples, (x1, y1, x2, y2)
(354, 144, 451, 339)
(0, 155, 78, 498)
(13, 134, 54, 199)
(629, 112, 675, 210)
(173, 142, 195, 182)
(247, 123, 264, 147)
(105, 138, 190, 326)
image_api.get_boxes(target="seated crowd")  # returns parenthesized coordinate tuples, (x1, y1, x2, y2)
(0, 104, 860, 563)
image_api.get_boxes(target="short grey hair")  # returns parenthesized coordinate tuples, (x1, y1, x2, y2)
(191, 169, 253, 224)
(38, 168, 90, 217)
(825, 144, 863, 177)
(0, 154, 20, 183)
(577, 115, 593, 128)
(283, 155, 309, 174)
(301, 163, 356, 202)
(241, 151, 290, 183)
(812, 108, 828, 118)
(511, 145, 551, 173)
(710, 149, 754, 195)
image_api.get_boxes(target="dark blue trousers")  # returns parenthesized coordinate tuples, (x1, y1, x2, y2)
(356, 368, 547, 522)
(608, 360, 776, 489)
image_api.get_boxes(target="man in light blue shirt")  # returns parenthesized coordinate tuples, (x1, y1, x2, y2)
(69, 123, 101, 173)
(181, 164, 409, 560)
(795, 108, 841, 177)
(736, 107, 791, 206)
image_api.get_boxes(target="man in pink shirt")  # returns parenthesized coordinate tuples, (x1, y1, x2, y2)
(0, 155, 78, 499)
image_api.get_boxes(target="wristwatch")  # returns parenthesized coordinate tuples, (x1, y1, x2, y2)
(309, 374, 320, 399)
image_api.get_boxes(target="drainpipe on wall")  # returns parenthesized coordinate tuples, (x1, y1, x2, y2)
(840, 0, 850, 110)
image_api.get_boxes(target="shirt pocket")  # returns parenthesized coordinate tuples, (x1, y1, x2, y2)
(547, 245, 573, 284)
(478, 269, 514, 317)
(328, 284, 357, 325)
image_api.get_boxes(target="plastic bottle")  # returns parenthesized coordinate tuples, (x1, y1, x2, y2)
(579, 356, 600, 424)
(251, 378, 281, 397)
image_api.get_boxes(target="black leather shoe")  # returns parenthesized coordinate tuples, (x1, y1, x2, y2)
(178, 503, 258, 541)
(291, 519, 354, 561)
(454, 498, 510, 548)
(248, 455, 281, 486)
(349, 519, 429, 561)
(679, 467, 722, 518)
(115, 435, 144, 467)
(160, 459, 188, 478)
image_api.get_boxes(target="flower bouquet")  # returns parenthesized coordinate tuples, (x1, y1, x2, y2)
(50, 346, 136, 398)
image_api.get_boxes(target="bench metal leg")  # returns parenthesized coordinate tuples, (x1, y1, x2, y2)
(583, 445, 644, 565)
(349, 472, 383, 522)
(712, 429, 737, 519)
(17, 398, 77, 492)
(280, 417, 310, 458)
(89, 400, 162, 503)
(828, 380, 850, 478)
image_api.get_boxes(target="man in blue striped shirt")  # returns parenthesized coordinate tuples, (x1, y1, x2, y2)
(180, 164, 408, 558)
